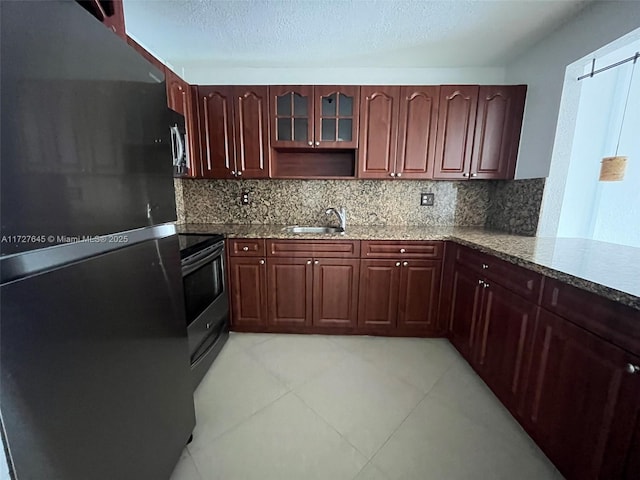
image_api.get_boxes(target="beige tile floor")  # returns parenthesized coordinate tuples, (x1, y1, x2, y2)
(170, 333, 563, 480)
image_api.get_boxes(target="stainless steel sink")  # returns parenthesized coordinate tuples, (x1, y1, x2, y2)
(283, 226, 345, 234)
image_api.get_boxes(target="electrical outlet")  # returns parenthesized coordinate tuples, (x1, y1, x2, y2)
(241, 191, 250, 205)
(420, 193, 434, 206)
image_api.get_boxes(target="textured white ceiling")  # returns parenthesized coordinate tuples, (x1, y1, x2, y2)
(123, 0, 591, 69)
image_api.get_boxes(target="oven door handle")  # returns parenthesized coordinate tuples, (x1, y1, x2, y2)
(181, 242, 224, 276)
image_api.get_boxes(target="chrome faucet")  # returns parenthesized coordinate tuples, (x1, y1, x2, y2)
(325, 207, 347, 231)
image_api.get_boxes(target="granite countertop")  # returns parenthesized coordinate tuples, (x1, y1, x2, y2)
(177, 223, 640, 311)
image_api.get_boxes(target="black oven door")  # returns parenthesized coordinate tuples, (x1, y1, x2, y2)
(181, 241, 229, 358)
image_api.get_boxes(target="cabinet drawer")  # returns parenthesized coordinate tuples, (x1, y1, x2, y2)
(361, 241, 443, 259)
(455, 244, 541, 301)
(542, 278, 640, 356)
(228, 239, 266, 257)
(267, 240, 360, 258)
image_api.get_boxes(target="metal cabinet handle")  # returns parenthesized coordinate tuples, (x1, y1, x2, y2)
(242, 246, 249, 251)
(206, 322, 211, 329)
(307, 260, 312, 264)
(390, 172, 396, 177)
(403, 261, 408, 266)
(478, 279, 484, 285)
(462, 173, 469, 177)
(395, 262, 401, 267)
(237, 171, 242, 176)
(307, 140, 313, 146)
(315, 141, 320, 146)
(396, 172, 402, 177)
(482, 263, 488, 269)
(314, 260, 319, 265)
(627, 364, 640, 374)
(231, 171, 236, 176)
(400, 248, 406, 253)
(470, 173, 477, 177)
(484, 282, 490, 288)
(259, 259, 265, 265)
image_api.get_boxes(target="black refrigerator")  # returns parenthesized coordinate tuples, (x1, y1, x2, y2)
(0, 1, 196, 479)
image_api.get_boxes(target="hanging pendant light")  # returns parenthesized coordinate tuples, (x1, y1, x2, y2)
(599, 53, 637, 181)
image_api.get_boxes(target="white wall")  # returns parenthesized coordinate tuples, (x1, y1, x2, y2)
(181, 66, 506, 86)
(505, 0, 640, 180)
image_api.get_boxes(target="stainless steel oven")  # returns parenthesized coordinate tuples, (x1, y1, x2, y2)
(179, 234, 229, 389)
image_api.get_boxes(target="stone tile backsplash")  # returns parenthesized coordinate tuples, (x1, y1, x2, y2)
(175, 177, 545, 235)
(486, 178, 545, 236)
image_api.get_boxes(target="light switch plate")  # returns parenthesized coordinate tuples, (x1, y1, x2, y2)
(420, 193, 434, 206)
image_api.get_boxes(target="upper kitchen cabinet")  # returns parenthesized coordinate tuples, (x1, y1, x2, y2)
(314, 86, 360, 149)
(471, 85, 527, 179)
(196, 86, 236, 179)
(358, 86, 439, 179)
(270, 86, 314, 148)
(358, 86, 400, 178)
(233, 86, 270, 179)
(433, 84, 527, 180)
(433, 85, 479, 179)
(269, 86, 359, 149)
(395, 86, 440, 179)
(165, 68, 190, 117)
(195, 86, 270, 179)
(77, 0, 126, 40)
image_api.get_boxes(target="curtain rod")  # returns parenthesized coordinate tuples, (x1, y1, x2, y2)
(577, 51, 639, 81)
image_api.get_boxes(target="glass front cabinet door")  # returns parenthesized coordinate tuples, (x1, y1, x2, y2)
(314, 86, 359, 149)
(270, 86, 359, 149)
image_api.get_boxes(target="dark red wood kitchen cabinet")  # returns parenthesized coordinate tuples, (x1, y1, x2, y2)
(313, 86, 360, 149)
(433, 85, 479, 179)
(473, 280, 537, 415)
(358, 246, 442, 334)
(358, 260, 401, 328)
(448, 262, 483, 360)
(395, 86, 440, 179)
(525, 308, 640, 480)
(228, 257, 268, 327)
(397, 260, 442, 331)
(267, 258, 313, 327)
(470, 85, 526, 179)
(269, 85, 314, 148)
(312, 258, 360, 328)
(196, 86, 236, 179)
(233, 86, 270, 178)
(357, 86, 400, 178)
(78, 0, 126, 40)
(166, 68, 190, 117)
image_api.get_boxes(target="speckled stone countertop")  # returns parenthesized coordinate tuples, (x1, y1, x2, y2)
(178, 223, 640, 311)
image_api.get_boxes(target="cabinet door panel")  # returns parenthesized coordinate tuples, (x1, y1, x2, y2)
(229, 257, 267, 327)
(475, 281, 536, 414)
(312, 259, 359, 327)
(526, 309, 639, 480)
(397, 260, 441, 332)
(357, 86, 400, 178)
(433, 85, 479, 179)
(358, 260, 400, 328)
(197, 86, 235, 178)
(267, 258, 312, 326)
(470, 85, 526, 179)
(448, 264, 483, 360)
(396, 86, 439, 178)
(315, 86, 359, 149)
(269, 85, 313, 148)
(234, 86, 270, 178)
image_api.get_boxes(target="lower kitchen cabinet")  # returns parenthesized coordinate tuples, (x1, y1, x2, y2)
(267, 258, 313, 327)
(228, 257, 267, 327)
(358, 258, 441, 334)
(312, 259, 360, 328)
(525, 309, 640, 480)
(267, 257, 359, 328)
(473, 280, 536, 415)
(448, 263, 483, 359)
